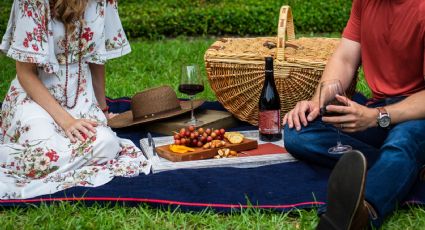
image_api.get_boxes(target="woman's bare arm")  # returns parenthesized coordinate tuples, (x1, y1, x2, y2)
(89, 63, 107, 112)
(16, 61, 97, 142)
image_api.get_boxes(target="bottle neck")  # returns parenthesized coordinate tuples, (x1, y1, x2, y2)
(265, 69, 275, 84)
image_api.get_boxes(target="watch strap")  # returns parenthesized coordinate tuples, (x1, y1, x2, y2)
(377, 107, 388, 116)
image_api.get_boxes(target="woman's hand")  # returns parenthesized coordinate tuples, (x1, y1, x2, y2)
(62, 118, 98, 143)
(283, 100, 320, 131)
(103, 111, 118, 119)
(322, 95, 378, 132)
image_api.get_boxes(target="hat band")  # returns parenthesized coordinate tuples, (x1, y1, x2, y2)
(133, 106, 183, 121)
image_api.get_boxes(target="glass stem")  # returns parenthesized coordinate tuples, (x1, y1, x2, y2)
(336, 128, 342, 147)
(190, 95, 195, 121)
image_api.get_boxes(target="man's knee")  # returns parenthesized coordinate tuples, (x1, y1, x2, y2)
(283, 124, 315, 158)
(384, 120, 425, 163)
(284, 124, 302, 149)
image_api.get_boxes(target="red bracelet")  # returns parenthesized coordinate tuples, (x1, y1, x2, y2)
(101, 105, 109, 113)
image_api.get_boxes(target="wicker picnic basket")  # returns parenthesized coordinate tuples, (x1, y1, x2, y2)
(204, 6, 356, 125)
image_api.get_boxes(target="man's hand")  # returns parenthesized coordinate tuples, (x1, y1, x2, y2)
(283, 100, 320, 131)
(322, 95, 378, 132)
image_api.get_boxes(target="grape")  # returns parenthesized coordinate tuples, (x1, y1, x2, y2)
(174, 127, 227, 147)
(180, 138, 187, 145)
(211, 132, 217, 138)
(198, 128, 204, 135)
(179, 129, 186, 137)
(205, 128, 212, 135)
(192, 139, 198, 146)
(207, 136, 213, 142)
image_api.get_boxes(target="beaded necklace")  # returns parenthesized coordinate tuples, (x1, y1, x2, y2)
(50, 1, 84, 109)
(63, 27, 83, 109)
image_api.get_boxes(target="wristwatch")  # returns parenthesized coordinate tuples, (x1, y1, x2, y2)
(376, 107, 391, 128)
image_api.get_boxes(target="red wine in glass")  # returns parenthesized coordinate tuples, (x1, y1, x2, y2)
(178, 84, 205, 96)
(320, 107, 341, 117)
(180, 64, 204, 126)
(320, 100, 347, 117)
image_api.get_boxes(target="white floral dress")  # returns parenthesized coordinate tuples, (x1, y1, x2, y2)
(0, 0, 151, 199)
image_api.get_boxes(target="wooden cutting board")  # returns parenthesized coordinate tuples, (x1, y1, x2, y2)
(155, 138, 258, 162)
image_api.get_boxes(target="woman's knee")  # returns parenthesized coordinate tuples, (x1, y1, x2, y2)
(92, 127, 120, 161)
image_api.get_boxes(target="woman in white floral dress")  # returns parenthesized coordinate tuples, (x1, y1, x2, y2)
(0, 0, 151, 199)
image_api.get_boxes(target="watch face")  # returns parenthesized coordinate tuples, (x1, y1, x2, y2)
(379, 116, 391, 128)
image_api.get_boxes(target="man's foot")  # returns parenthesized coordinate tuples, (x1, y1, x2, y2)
(316, 150, 370, 230)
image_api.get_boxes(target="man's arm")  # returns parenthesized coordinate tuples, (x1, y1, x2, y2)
(312, 38, 362, 103)
(385, 90, 425, 124)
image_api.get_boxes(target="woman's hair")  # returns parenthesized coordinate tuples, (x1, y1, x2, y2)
(50, 0, 88, 34)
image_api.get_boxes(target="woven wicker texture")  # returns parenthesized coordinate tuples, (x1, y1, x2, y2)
(204, 6, 356, 125)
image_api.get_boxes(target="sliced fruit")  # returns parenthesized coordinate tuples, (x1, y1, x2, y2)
(169, 145, 195, 154)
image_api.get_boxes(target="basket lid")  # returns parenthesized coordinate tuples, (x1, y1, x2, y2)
(204, 37, 340, 65)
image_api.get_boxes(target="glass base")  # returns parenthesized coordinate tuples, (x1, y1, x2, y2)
(185, 118, 204, 127)
(328, 144, 352, 154)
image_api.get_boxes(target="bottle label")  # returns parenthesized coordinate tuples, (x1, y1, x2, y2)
(259, 110, 281, 134)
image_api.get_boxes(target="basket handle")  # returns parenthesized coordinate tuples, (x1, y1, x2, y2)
(276, 6, 296, 62)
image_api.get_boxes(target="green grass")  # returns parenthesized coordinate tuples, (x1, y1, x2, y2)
(0, 202, 424, 229)
(0, 203, 317, 229)
(0, 37, 421, 229)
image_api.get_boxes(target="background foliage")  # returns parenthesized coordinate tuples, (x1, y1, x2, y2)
(0, 0, 352, 39)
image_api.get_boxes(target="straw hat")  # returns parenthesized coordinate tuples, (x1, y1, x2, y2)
(108, 85, 204, 128)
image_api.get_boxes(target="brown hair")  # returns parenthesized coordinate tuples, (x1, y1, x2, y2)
(50, 0, 88, 34)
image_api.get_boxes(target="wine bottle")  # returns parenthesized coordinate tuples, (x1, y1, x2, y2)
(259, 57, 282, 142)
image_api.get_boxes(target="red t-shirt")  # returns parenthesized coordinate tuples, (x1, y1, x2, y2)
(343, 0, 425, 100)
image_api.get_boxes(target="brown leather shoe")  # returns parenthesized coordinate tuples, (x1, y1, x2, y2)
(316, 150, 369, 230)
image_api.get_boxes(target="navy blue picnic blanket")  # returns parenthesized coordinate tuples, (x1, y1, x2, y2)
(0, 98, 424, 211)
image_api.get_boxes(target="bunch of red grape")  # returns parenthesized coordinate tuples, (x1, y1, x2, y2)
(173, 126, 226, 147)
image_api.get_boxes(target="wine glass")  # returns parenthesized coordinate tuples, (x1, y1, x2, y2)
(319, 79, 352, 154)
(179, 64, 204, 126)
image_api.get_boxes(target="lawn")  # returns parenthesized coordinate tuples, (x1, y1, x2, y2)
(0, 37, 423, 229)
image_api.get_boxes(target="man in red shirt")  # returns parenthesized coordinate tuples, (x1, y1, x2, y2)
(283, 0, 425, 229)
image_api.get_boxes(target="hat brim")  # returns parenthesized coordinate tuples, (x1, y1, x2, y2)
(107, 99, 205, 128)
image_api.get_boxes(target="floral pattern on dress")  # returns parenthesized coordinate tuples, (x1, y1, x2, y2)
(70, 135, 97, 161)
(0, 0, 147, 200)
(19, 0, 49, 53)
(56, 27, 96, 65)
(105, 29, 128, 51)
(5, 140, 60, 180)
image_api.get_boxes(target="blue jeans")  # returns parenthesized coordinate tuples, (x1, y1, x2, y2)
(284, 95, 425, 227)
